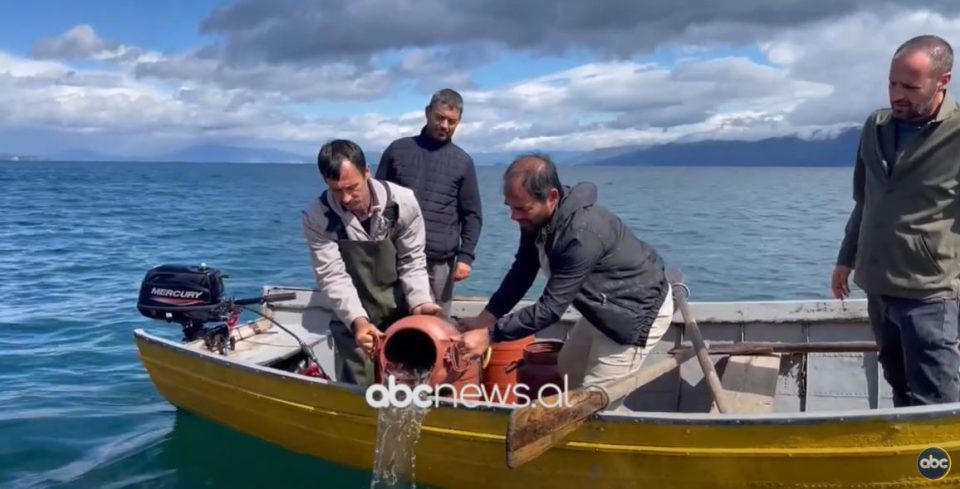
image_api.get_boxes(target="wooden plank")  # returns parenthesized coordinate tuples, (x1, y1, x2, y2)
(710, 354, 782, 413)
(670, 341, 877, 356)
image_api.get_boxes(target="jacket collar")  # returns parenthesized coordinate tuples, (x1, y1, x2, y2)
(539, 186, 570, 239)
(416, 125, 451, 149)
(324, 178, 390, 238)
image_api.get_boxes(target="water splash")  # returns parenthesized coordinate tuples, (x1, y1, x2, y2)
(369, 368, 432, 489)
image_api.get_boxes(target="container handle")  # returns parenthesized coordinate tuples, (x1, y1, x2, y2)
(504, 359, 523, 373)
(445, 341, 474, 373)
(372, 334, 383, 384)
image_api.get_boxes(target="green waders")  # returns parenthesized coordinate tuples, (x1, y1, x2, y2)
(321, 183, 411, 387)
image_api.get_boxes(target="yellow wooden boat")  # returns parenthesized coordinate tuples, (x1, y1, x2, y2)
(133, 284, 960, 488)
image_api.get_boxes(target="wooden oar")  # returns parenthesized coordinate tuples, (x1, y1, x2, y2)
(505, 347, 697, 469)
(504, 268, 733, 469)
(666, 269, 731, 414)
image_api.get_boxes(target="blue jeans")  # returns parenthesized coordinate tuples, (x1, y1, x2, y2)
(867, 294, 960, 406)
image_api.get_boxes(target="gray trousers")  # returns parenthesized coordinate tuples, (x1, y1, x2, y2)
(867, 294, 960, 406)
(328, 319, 376, 388)
(427, 257, 456, 316)
(557, 285, 674, 412)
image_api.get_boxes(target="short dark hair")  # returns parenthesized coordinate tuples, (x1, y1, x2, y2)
(895, 35, 954, 77)
(503, 153, 563, 202)
(317, 139, 366, 180)
(427, 88, 463, 116)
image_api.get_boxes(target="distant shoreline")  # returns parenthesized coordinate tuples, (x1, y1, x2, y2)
(5, 159, 855, 168)
(2, 127, 862, 168)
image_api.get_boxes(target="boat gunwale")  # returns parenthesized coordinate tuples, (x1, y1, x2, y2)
(261, 285, 873, 325)
(133, 327, 960, 427)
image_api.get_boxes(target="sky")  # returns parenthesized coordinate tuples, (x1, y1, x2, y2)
(0, 1, 959, 159)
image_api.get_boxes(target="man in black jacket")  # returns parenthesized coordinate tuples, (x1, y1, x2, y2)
(457, 154, 674, 411)
(376, 88, 482, 315)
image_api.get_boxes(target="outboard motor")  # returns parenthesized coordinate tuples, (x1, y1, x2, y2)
(135, 263, 328, 379)
(138, 264, 226, 333)
(137, 263, 235, 351)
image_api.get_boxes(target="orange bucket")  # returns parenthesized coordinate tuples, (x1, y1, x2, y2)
(481, 335, 535, 404)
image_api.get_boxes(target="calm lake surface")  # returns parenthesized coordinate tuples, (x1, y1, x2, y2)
(0, 161, 862, 488)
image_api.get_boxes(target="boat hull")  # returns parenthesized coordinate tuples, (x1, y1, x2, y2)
(135, 329, 960, 488)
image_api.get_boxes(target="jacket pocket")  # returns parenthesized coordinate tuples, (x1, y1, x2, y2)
(579, 283, 604, 307)
(917, 234, 945, 275)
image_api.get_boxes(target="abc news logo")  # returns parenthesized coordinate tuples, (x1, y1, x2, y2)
(918, 447, 951, 480)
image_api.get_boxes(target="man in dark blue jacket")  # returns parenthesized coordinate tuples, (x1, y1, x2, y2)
(376, 88, 482, 315)
(456, 154, 674, 411)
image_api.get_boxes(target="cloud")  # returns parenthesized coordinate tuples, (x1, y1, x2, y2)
(29, 25, 396, 101)
(7, 5, 960, 157)
(197, 0, 957, 63)
(0, 50, 271, 140)
(470, 58, 830, 117)
(134, 52, 394, 101)
(30, 25, 109, 60)
(0, 46, 425, 155)
(454, 56, 834, 150)
(764, 10, 960, 126)
(391, 47, 483, 92)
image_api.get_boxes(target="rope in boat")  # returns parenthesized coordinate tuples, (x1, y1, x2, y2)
(238, 304, 328, 378)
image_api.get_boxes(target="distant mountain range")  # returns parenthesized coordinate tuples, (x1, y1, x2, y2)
(22, 128, 863, 167)
(590, 128, 861, 167)
(46, 144, 310, 164)
(0, 152, 40, 161)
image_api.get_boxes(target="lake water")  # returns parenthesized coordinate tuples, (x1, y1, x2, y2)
(0, 161, 863, 488)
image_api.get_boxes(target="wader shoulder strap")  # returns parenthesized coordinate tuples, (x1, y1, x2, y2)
(318, 191, 349, 240)
(381, 182, 400, 237)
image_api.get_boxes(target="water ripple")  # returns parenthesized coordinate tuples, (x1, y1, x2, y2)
(0, 161, 861, 488)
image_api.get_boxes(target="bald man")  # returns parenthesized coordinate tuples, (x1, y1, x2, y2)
(456, 153, 674, 411)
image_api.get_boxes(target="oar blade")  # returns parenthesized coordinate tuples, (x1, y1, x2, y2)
(505, 389, 606, 469)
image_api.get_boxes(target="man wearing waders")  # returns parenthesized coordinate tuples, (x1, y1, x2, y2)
(302, 139, 442, 387)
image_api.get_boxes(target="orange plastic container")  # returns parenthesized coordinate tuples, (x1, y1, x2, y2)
(481, 335, 535, 404)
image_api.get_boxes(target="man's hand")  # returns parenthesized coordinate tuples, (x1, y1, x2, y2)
(456, 327, 491, 363)
(456, 310, 497, 332)
(831, 265, 853, 300)
(453, 262, 472, 282)
(353, 317, 383, 359)
(412, 302, 443, 316)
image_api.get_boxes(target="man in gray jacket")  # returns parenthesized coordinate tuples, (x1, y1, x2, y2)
(456, 154, 674, 411)
(832, 35, 960, 406)
(302, 139, 441, 387)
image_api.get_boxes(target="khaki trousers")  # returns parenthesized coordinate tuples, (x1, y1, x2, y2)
(557, 284, 674, 411)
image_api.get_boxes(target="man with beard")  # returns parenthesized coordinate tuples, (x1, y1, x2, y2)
(376, 89, 482, 316)
(832, 34, 960, 406)
(455, 154, 674, 411)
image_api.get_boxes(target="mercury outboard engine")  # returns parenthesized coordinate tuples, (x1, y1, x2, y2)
(135, 263, 328, 378)
(138, 264, 226, 330)
(136, 263, 291, 353)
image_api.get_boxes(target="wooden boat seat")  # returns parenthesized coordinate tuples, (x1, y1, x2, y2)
(710, 354, 782, 414)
